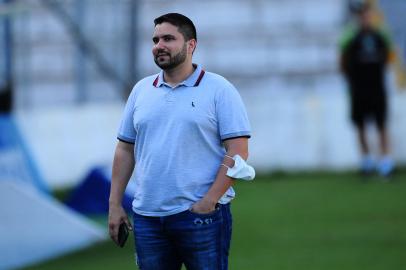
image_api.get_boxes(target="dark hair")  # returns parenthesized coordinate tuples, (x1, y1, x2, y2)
(349, 0, 370, 14)
(154, 13, 197, 41)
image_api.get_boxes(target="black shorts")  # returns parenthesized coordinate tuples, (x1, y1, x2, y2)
(350, 90, 387, 129)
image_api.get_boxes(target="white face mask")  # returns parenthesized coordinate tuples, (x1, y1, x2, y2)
(224, 155, 255, 181)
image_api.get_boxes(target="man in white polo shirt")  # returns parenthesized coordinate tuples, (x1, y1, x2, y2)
(108, 13, 253, 270)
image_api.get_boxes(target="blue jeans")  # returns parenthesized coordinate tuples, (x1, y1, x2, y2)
(132, 203, 232, 270)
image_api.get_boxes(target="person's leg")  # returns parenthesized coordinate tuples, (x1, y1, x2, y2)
(166, 204, 232, 270)
(374, 92, 390, 156)
(357, 124, 369, 156)
(355, 123, 375, 174)
(351, 96, 374, 174)
(375, 95, 394, 177)
(133, 213, 182, 270)
(219, 203, 232, 269)
(377, 125, 390, 156)
(376, 122, 394, 177)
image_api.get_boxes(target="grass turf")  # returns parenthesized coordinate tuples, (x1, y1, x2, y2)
(22, 171, 406, 270)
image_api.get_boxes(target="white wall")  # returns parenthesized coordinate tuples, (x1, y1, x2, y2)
(15, 81, 406, 188)
(241, 74, 406, 172)
(15, 103, 122, 187)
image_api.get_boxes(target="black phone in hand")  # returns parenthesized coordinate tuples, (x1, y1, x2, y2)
(118, 222, 129, 248)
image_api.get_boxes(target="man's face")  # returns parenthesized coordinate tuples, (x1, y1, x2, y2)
(359, 9, 374, 29)
(152, 22, 188, 70)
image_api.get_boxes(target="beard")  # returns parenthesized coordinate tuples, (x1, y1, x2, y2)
(154, 43, 187, 70)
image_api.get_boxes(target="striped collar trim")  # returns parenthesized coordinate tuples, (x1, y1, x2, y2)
(152, 64, 205, 88)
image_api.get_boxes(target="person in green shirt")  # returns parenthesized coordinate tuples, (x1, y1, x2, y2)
(339, 2, 395, 177)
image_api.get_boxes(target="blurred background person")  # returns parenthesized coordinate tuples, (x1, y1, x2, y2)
(339, 0, 395, 177)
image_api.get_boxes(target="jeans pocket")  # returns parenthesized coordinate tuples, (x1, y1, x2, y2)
(188, 203, 221, 217)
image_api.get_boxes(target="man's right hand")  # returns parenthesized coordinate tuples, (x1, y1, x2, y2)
(108, 204, 133, 246)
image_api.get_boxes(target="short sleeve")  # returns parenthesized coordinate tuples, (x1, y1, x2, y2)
(215, 82, 251, 141)
(375, 27, 395, 63)
(377, 27, 393, 49)
(117, 88, 137, 144)
(339, 25, 356, 52)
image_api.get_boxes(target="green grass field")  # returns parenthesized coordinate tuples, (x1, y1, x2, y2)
(22, 171, 406, 270)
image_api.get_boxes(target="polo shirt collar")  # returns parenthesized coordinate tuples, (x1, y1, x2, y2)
(152, 64, 205, 88)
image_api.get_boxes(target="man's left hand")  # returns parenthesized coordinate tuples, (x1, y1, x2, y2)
(190, 198, 217, 214)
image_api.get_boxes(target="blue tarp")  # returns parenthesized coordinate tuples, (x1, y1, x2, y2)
(0, 113, 48, 192)
(0, 181, 106, 270)
(66, 166, 133, 214)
